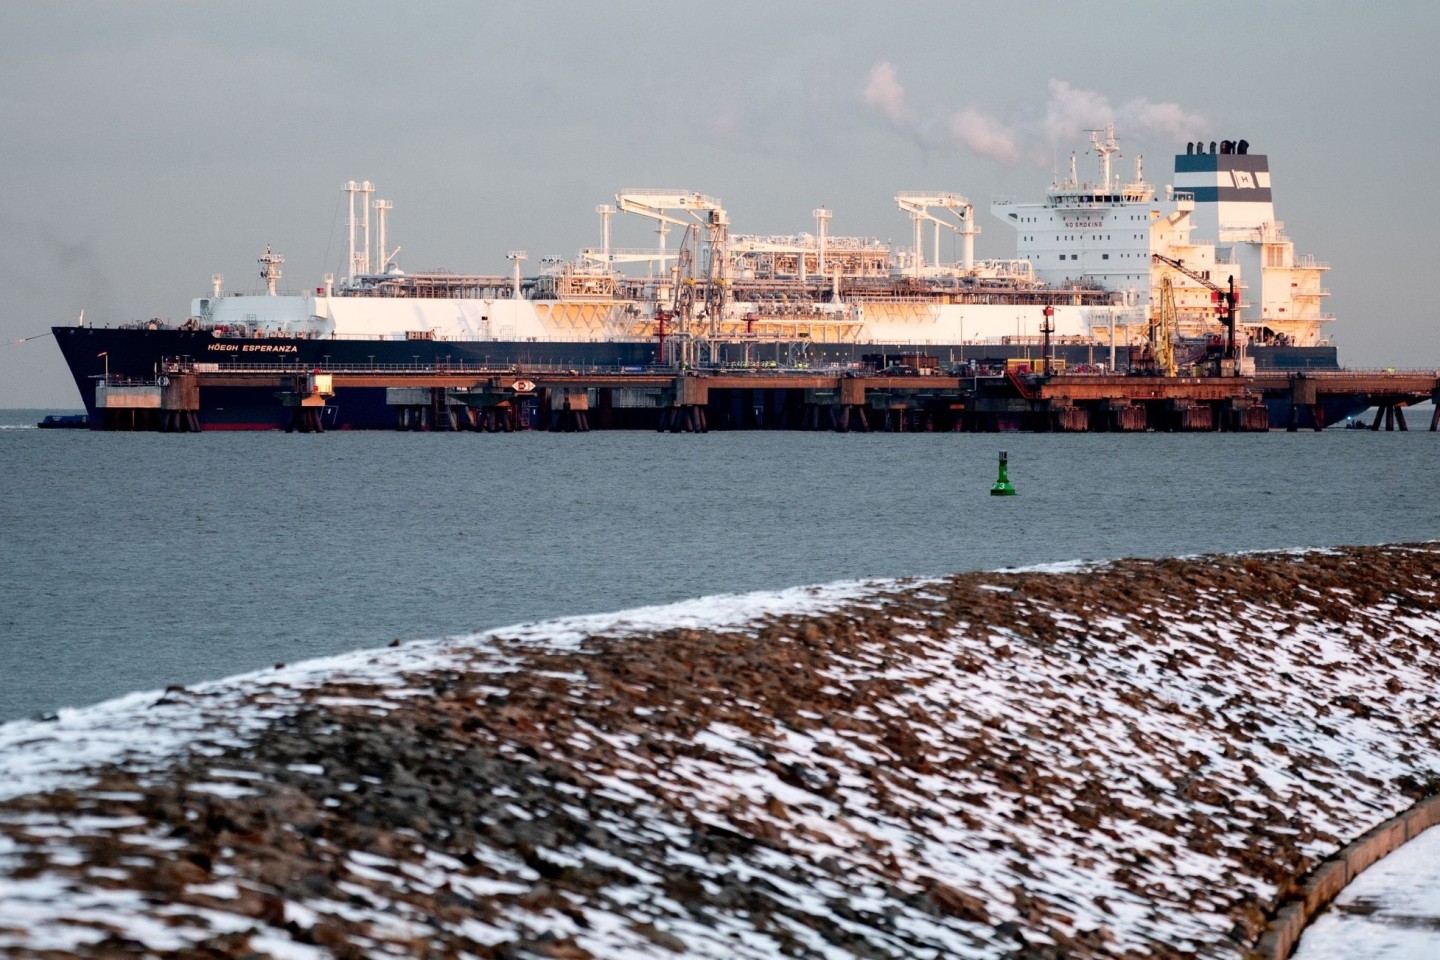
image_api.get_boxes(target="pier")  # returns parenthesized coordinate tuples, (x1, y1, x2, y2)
(88, 361, 1440, 433)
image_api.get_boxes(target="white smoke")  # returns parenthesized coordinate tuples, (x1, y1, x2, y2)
(863, 67, 1207, 166)
(1043, 80, 1117, 147)
(1118, 96, 1203, 141)
(863, 62, 910, 126)
(948, 108, 1021, 166)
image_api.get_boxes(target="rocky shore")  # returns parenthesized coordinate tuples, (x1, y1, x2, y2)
(2, 543, 1438, 958)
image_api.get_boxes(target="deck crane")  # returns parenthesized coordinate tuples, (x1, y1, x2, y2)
(1150, 276, 1178, 377)
(615, 191, 730, 362)
(894, 193, 980, 278)
(1151, 253, 1242, 376)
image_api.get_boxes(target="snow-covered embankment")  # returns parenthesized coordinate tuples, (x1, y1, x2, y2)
(1, 543, 1437, 958)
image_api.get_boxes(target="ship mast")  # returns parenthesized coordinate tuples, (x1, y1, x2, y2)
(258, 247, 284, 296)
(1088, 124, 1121, 189)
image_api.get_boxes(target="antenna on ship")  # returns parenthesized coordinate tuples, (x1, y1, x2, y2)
(1087, 123, 1121, 188)
(259, 247, 284, 296)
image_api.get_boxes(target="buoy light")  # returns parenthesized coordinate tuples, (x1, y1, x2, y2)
(990, 450, 1017, 496)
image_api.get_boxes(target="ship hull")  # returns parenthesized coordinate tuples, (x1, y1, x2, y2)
(54, 325, 1351, 431)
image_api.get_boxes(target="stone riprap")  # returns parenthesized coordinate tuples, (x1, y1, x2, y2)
(1, 544, 1438, 959)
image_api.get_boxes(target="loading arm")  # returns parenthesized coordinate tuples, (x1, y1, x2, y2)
(1151, 253, 1241, 371)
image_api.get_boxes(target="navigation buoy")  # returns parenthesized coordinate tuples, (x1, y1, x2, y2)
(990, 450, 1016, 496)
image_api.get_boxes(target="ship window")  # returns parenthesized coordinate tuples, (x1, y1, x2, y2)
(1102, 254, 1109, 259)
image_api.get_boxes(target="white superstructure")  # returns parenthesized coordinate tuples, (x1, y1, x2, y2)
(186, 130, 1330, 356)
(991, 126, 1330, 348)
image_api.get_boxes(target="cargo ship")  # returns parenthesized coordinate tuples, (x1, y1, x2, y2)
(53, 128, 1349, 429)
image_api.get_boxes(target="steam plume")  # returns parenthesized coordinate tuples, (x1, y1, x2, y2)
(864, 68, 1207, 166)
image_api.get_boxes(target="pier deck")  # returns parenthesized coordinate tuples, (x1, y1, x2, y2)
(89, 362, 1440, 433)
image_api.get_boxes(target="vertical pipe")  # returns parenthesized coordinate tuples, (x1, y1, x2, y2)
(1109, 306, 1116, 371)
(962, 205, 976, 271)
(345, 181, 357, 283)
(597, 204, 613, 265)
(361, 181, 373, 275)
(913, 213, 924, 278)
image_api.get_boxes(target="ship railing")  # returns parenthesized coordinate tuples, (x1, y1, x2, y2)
(92, 374, 158, 387)
(162, 359, 708, 376)
(1306, 367, 1440, 377)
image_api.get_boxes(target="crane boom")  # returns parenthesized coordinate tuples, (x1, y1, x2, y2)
(895, 193, 979, 274)
(615, 191, 725, 230)
(1153, 276, 1177, 377)
(1151, 253, 1241, 373)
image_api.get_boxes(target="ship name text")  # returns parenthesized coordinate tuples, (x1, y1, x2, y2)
(208, 343, 299, 353)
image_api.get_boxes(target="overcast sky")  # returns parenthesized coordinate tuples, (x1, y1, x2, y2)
(3, 1, 1437, 407)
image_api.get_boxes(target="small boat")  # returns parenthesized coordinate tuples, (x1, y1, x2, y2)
(36, 414, 89, 429)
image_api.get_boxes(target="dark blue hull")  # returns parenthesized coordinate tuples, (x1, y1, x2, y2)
(53, 325, 1349, 430)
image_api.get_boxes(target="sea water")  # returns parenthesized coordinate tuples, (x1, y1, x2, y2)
(2, 407, 1437, 721)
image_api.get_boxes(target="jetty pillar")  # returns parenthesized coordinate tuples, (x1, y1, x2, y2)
(802, 388, 837, 431)
(1102, 399, 1147, 432)
(547, 387, 591, 432)
(1050, 403, 1089, 432)
(1221, 398, 1269, 432)
(1370, 402, 1408, 432)
(159, 372, 201, 432)
(386, 386, 454, 432)
(94, 379, 163, 431)
(1286, 375, 1318, 432)
(281, 371, 333, 433)
(659, 377, 708, 433)
(837, 379, 869, 433)
(1165, 398, 1213, 432)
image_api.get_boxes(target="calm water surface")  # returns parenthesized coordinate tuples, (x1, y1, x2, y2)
(2, 408, 1437, 721)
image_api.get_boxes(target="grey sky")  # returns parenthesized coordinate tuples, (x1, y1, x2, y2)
(3, 1, 1436, 407)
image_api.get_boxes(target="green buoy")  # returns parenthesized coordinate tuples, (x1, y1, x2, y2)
(990, 450, 1017, 496)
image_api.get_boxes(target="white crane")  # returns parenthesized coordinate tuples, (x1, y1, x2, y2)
(894, 192, 980, 277)
(616, 192, 730, 296)
(614, 190, 728, 252)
